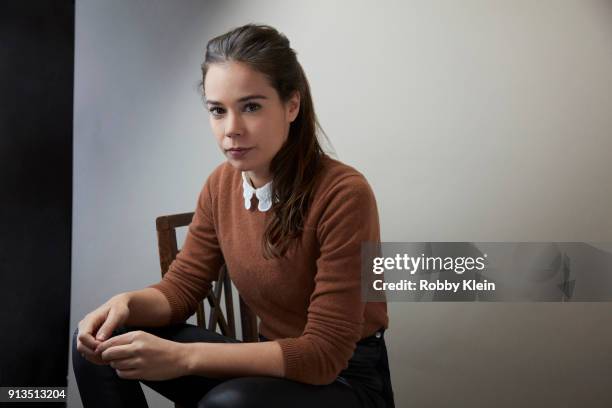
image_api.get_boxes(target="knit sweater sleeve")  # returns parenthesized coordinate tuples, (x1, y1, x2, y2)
(147, 175, 224, 325)
(275, 174, 381, 385)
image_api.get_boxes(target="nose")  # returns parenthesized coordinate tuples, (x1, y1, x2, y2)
(225, 111, 244, 138)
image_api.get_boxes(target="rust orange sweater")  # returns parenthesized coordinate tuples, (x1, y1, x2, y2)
(147, 154, 389, 385)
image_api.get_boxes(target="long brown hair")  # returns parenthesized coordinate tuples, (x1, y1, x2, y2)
(200, 24, 331, 259)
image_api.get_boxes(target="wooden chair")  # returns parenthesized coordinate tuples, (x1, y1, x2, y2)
(155, 211, 259, 342)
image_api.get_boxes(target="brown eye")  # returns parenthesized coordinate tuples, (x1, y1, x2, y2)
(244, 103, 261, 113)
(208, 107, 225, 117)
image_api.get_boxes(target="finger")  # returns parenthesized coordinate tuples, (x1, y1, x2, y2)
(115, 368, 140, 380)
(76, 331, 101, 356)
(95, 308, 122, 341)
(80, 347, 107, 365)
(100, 344, 134, 362)
(96, 309, 119, 341)
(80, 312, 106, 342)
(110, 357, 139, 370)
(75, 340, 94, 356)
(96, 332, 133, 354)
(78, 331, 102, 351)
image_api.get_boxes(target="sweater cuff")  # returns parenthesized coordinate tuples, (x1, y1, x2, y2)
(146, 283, 188, 325)
(275, 337, 303, 382)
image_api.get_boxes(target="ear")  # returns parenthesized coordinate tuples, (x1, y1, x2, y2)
(287, 91, 301, 123)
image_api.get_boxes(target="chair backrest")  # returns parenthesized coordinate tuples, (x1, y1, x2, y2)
(155, 212, 259, 342)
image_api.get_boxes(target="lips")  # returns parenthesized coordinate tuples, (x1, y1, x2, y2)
(226, 147, 253, 159)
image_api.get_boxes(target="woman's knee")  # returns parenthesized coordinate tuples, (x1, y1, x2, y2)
(72, 327, 110, 372)
(72, 327, 84, 360)
(72, 327, 89, 375)
(72, 327, 79, 350)
(197, 377, 265, 408)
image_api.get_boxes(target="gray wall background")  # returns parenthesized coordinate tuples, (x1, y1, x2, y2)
(71, 0, 612, 407)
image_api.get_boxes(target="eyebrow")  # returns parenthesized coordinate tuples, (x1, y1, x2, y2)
(205, 94, 268, 106)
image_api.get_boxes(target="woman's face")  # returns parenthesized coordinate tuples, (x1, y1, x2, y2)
(204, 61, 300, 179)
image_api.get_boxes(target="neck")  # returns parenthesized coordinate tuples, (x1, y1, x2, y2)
(246, 169, 272, 189)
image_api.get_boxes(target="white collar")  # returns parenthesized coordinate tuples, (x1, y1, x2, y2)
(242, 172, 273, 212)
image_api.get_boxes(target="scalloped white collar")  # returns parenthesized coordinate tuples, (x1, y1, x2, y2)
(242, 172, 273, 212)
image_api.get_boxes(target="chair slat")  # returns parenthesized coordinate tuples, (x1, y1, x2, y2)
(155, 212, 257, 343)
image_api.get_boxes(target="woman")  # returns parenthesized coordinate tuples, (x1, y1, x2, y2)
(73, 23, 394, 408)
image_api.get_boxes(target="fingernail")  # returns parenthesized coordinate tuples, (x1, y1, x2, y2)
(97, 333, 105, 340)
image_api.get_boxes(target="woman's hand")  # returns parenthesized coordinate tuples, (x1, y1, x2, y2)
(95, 330, 190, 381)
(75, 294, 131, 365)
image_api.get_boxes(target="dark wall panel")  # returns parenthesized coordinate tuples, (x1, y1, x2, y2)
(0, 0, 74, 394)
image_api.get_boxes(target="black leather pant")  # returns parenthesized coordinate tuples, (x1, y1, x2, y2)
(72, 323, 394, 408)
